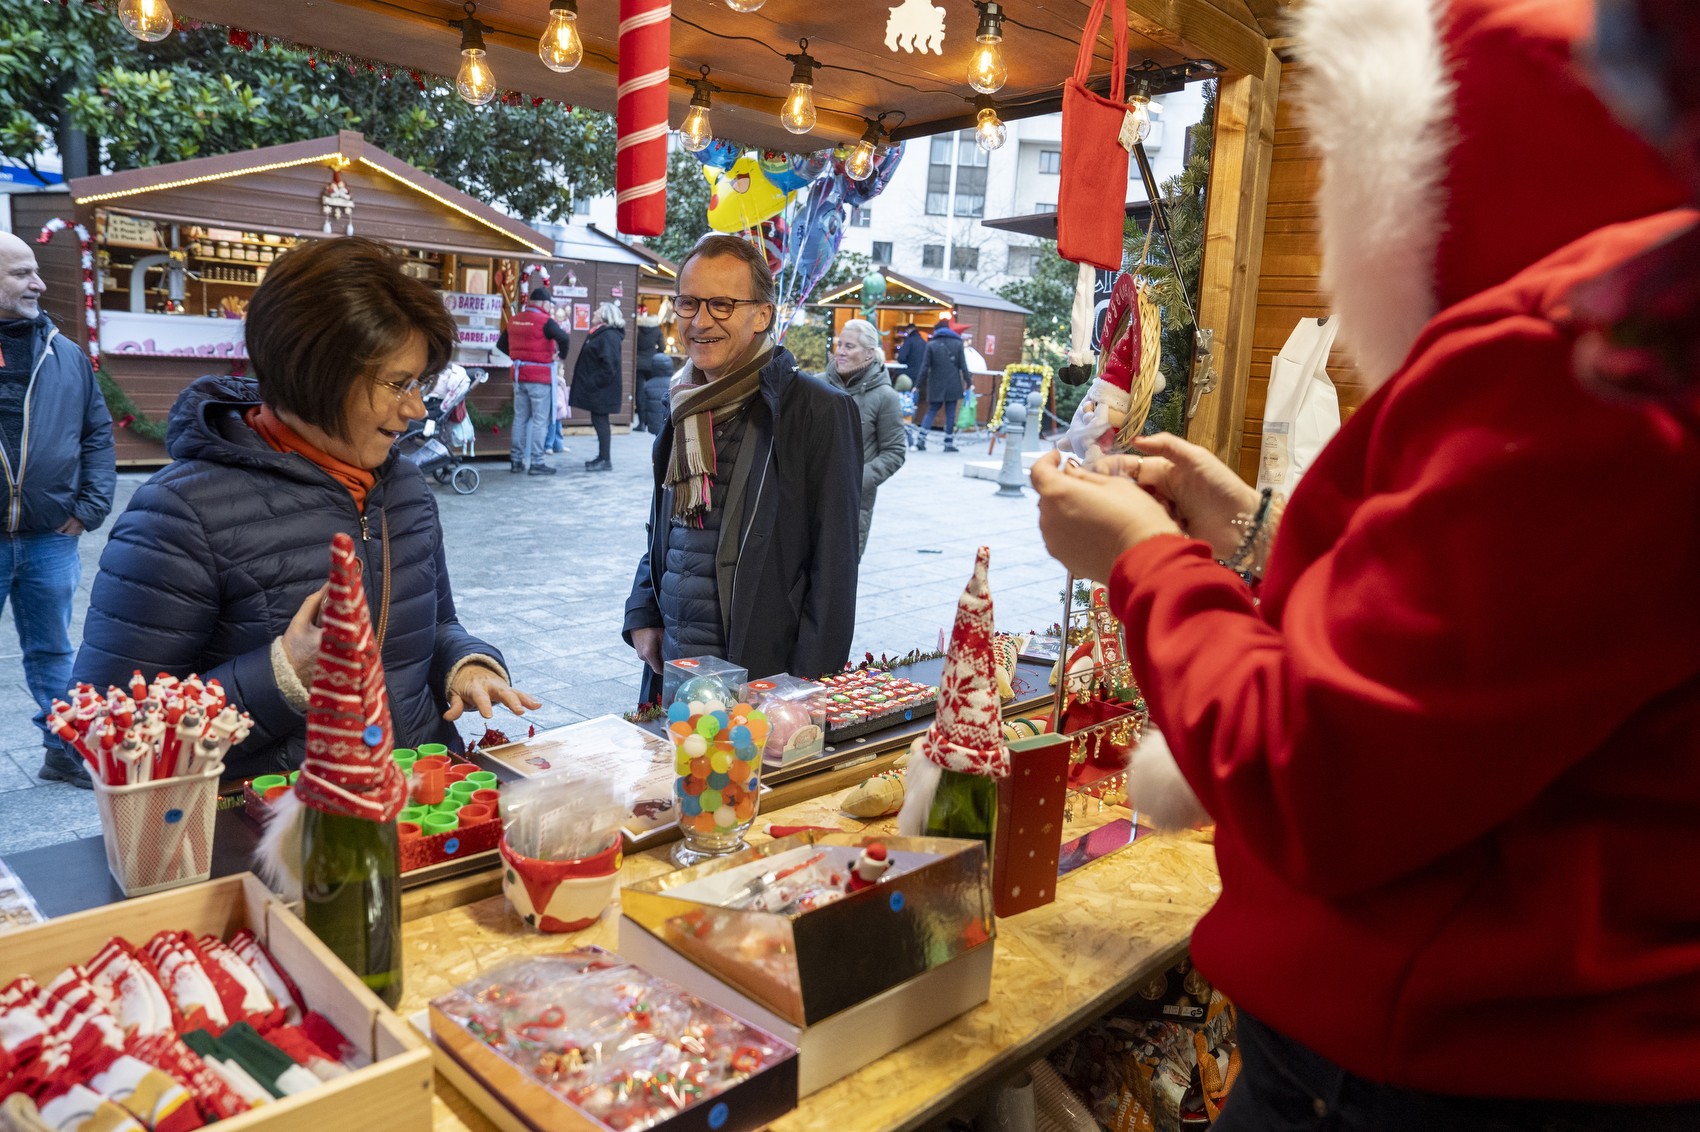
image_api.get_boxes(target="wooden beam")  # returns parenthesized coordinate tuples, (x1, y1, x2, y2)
(1125, 0, 1271, 77)
(1187, 46, 1281, 470)
(1240, 0, 1300, 37)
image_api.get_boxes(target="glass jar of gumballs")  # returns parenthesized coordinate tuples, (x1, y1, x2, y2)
(668, 675, 770, 867)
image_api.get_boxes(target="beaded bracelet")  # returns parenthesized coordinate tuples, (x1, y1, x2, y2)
(1222, 488, 1283, 585)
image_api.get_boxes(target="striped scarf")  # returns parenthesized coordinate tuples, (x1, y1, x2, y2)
(666, 340, 771, 525)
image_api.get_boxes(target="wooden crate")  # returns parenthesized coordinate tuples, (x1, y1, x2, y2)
(1, 873, 433, 1132)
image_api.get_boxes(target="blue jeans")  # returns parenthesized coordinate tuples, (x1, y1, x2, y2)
(510, 380, 553, 467)
(545, 375, 566, 452)
(919, 400, 958, 438)
(1220, 1011, 1700, 1132)
(1, 531, 81, 753)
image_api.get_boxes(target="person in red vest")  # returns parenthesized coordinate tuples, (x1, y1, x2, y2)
(496, 287, 570, 476)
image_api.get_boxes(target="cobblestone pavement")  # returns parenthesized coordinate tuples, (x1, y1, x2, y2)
(0, 427, 1067, 855)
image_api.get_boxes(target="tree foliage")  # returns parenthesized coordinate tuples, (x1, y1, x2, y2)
(0, 0, 613, 222)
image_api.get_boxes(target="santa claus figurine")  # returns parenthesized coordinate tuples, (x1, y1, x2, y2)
(846, 842, 892, 893)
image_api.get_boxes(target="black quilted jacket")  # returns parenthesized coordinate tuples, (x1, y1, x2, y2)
(73, 375, 502, 780)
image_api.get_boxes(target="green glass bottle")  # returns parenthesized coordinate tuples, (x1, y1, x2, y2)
(924, 768, 998, 849)
(300, 807, 402, 1007)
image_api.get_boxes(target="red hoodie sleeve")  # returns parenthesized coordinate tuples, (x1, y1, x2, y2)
(1110, 317, 1700, 898)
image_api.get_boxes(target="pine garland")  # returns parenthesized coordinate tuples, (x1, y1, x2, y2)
(465, 400, 515, 434)
(95, 368, 169, 444)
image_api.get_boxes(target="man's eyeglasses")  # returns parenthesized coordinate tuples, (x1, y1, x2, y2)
(374, 375, 427, 403)
(674, 295, 768, 320)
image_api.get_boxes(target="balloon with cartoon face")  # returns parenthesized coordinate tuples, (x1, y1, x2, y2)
(705, 155, 795, 233)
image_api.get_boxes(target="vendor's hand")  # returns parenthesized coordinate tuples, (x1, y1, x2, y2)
(56, 517, 85, 536)
(1031, 450, 1183, 582)
(1096, 433, 1261, 559)
(445, 666, 543, 722)
(281, 584, 329, 684)
(631, 627, 663, 674)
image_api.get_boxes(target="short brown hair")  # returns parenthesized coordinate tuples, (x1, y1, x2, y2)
(677, 232, 776, 307)
(245, 237, 456, 439)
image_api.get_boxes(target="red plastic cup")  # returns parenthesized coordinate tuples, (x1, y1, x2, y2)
(412, 765, 447, 806)
(446, 763, 476, 782)
(413, 755, 450, 772)
(397, 821, 422, 842)
(457, 803, 494, 825)
(263, 785, 289, 803)
(471, 788, 501, 807)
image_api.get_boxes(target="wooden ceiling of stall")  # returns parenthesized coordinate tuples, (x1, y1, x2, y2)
(168, 0, 1294, 151)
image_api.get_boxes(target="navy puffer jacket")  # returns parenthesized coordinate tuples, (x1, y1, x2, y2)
(73, 375, 503, 781)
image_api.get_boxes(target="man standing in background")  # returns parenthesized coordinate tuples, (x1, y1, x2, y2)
(0, 231, 116, 788)
(497, 286, 571, 476)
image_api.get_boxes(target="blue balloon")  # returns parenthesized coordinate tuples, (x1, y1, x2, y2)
(841, 140, 906, 208)
(693, 138, 742, 170)
(787, 149, 833, 186)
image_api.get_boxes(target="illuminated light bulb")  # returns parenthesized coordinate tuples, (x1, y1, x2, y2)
(680, 71, 718, 153)
(538, 0, 583, 73)
(967, 2, 1007, 95)
(1125, 93, 1161, 144)
(725, 0, 766, 10)
(780, 46, 819, 135)
(118, 0, 174, 42)
(845, 122, 882, 181)
(454, 8, 497, 107)
(974, 105, 1006, 152)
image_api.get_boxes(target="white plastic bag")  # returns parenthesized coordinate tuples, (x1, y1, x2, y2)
(1257, 317, 1341, 496)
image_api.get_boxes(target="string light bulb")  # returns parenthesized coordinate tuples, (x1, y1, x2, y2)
(538, 0, 583, 72)
(1125, 88, 1163, 144)
(725, 0, 767, 10)
(967, 1, 1007, 95)
(845, 120, 883, 181)
(780, 42, 820, 134)
(680, 68, 719, 154)
(118, 0, 174, 42)
(452, 4, 497, 106)
(974, 98, 1007, 152)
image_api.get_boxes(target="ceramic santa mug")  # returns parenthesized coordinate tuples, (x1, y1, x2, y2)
(499, 833, 623, 933)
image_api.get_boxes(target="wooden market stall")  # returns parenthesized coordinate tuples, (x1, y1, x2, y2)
(813, 268, 1031, 425)
(17, 131, 644, 463)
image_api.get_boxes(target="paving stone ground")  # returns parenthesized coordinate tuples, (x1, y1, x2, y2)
(0, 426, 1068, 856)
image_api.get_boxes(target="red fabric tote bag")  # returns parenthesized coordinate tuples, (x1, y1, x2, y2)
(1058, 0, 1130, 271)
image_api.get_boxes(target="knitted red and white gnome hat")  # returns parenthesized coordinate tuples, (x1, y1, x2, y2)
(294, 533, 406, 822)
(917, 546, 1009, 779)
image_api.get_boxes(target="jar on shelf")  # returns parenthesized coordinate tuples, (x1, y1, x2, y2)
(258, 247, 274, 264)
(216, 241, 231, 260)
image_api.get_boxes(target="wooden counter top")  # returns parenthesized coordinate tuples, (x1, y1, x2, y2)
(401, 789, 1220, 1132)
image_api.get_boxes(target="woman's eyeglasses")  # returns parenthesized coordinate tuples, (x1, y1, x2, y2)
(374, 375, 427, 403)
(674, 295, 767, 320)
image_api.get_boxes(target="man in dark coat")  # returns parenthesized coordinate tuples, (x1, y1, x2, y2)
(0, 231, 117, 787)
(569, 301, 625, 471)
(914, 319, 972, 453)
(895, 322, 928, 383)
(623, 234, 861, 705)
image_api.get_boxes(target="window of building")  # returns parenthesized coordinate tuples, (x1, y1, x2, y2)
(871, 241, 893, 265)
(849, 206, 873, 228)
(572, 195, 591, 216)
(922, 244, 945, 270)
(1034, 202, 1057, 214)
(1006, 245, 1040, 277)
(926, 134, 952, 215)
(951, 246, 979, 274)
(1038, 149, 1061, 175)
(954, 131, 988, 218)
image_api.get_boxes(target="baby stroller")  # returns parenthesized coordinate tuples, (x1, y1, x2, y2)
(398, 363, 483, 495)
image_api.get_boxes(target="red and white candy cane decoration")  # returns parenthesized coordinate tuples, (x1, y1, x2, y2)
(519, 263, 550, 298)
(615, 0, 670, 237)
(37, 219, 100, 368)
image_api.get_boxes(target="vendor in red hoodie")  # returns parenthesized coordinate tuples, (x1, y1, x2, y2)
(1032, 0, 1700, 1127)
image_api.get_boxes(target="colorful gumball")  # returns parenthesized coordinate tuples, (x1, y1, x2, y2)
(709, 749, 731, 774)
(714, 806, 738, 828)
(683, 733, 708, 758)
(700, 788, 722, 811)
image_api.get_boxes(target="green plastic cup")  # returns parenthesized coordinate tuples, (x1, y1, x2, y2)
(447, 781, 478, 801)
(466, 771, 498, 790)
(434, 798, 463, 814)
(287, 770, 300, 784)
(421, 812, 458, 835)
(417, 743, 449, 758)
(399, 806, 428, 824)
(251, 774, 287, 795)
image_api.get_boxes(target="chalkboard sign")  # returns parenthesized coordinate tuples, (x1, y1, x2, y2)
(988, 365, 1054, 431)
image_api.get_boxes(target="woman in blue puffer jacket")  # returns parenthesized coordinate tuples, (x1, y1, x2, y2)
(73, 238, 540, 781)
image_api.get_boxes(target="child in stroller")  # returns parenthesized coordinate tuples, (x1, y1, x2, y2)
(397, 362, 486, 495)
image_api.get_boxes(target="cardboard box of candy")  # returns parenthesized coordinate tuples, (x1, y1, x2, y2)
(807, 669, 938, 742)
(429, 948, 797, 1132)
(0, 872, 433, 1130)
(618, 833, 993, 1092)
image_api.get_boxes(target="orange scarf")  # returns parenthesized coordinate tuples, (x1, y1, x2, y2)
(245, 405, 376, 510)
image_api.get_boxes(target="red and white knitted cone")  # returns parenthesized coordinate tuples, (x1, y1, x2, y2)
(615, 0, 671, 236)
(898, 547, 1009, 833)
(293, 533, 407, 823)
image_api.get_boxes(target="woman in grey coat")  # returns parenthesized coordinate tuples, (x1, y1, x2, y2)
(825, 319, 906, 557)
